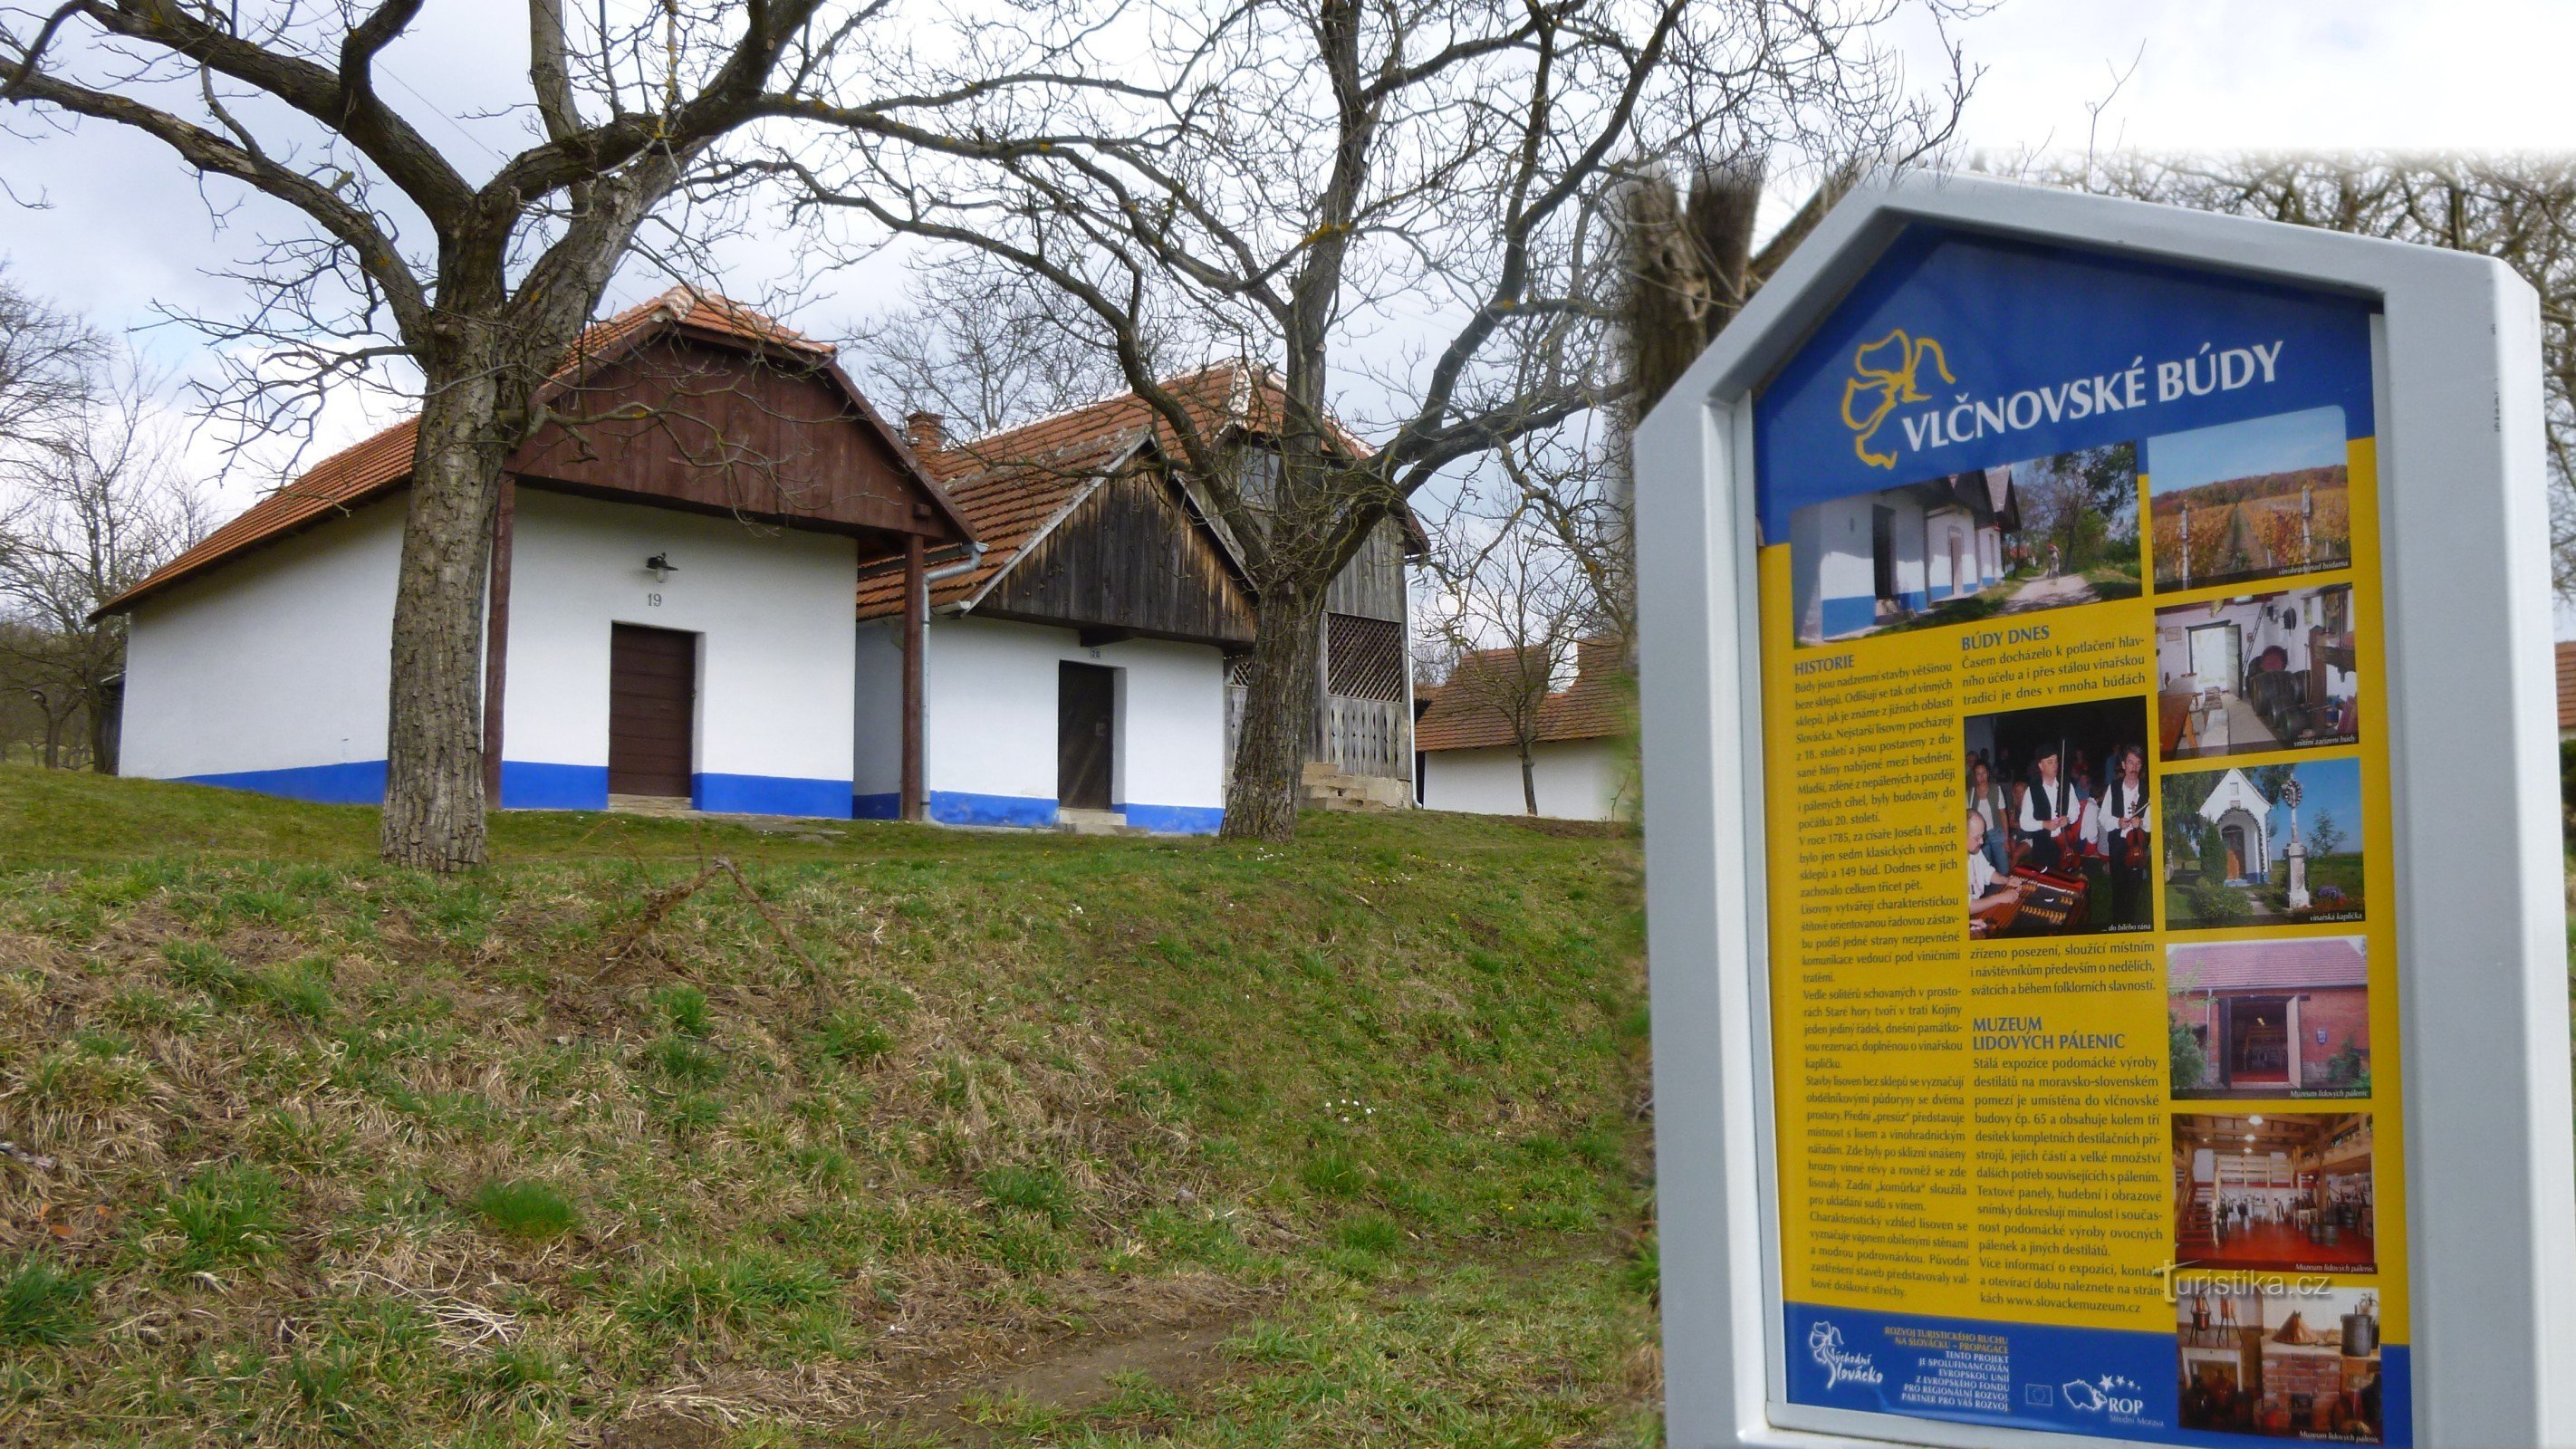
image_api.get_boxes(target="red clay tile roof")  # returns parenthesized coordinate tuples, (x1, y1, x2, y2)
(2167, 936, 2367, 993)
(858, 360, 1417, 621)
(854, 426, 1147, 619)
(2558, 640, 2576, 732)
(98, 289, 910, 618)
(1417, 637, 1629, 752)
(114, 417, 427, 618)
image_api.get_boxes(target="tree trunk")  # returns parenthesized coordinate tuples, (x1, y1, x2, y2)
(1221, 586, 1325, 840)
(380, 366, 514, 871)
(1520, 739, 1538, 815)
(87, 679, 115, 774)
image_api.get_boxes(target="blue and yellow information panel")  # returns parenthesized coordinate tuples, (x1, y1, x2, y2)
(1755, 227, 2407, 1444)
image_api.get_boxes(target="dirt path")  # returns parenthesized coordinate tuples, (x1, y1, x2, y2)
(2004, 573, 2100, 611)
(893, 1319, 1245, 1443)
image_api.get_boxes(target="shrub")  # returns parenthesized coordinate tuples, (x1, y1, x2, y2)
(466, 1180, 578, 1242)
(2184, 880, 2249, 926)
(0, 1254, 94, 1347)
(2169, 1016, 2212, 1094)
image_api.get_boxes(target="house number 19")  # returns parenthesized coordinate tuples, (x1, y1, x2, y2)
(646, 592, 663, 608)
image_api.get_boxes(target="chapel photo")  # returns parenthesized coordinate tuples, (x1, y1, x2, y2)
(1963, 696, 2153, 937)
(2173, 1112, 2376, 1273)
(2162, 760, 2367, 928)
(2156, 583, 2360, 761)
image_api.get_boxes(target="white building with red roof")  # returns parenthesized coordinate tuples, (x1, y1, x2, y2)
(1414, 638, 1633, 820)
(100, 290, 974, 819)
(97, 302, 1418, 834)
(848, 364, 1422, 831)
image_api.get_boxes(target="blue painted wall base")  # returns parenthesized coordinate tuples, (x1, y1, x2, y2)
(173, 759, 855, 821)
(694, 772, 853, 820)
(1118, 802, 1224, 834)
(177, 760, 386, 805)
(500, 762, 607, 811)
(851, 792, 1223, 834)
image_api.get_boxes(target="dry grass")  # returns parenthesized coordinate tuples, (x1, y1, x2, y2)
(0, 769, 1659, 1446)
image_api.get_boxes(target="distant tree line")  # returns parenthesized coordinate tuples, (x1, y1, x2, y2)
(0, 269, 207, 771)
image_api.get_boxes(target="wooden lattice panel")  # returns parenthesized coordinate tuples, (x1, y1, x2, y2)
(1327, 613, 1407, 703)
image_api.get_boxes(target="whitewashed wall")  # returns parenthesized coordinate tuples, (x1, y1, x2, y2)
(1420, 738, 1633, 821)
(1792, 492, 1927, 643)
(502, 491, 858, 815)
(120, 497, 405, 801)
(856, 614, 1226, 831)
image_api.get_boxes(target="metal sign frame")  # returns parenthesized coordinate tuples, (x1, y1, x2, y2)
(1632, 171, 2576, 1448)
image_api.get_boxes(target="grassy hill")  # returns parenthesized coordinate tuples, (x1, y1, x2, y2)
(0, 767, 1658, 1447)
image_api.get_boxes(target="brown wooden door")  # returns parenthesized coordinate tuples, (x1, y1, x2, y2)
(1057, 662, 1115, 811)
(610, 624, 696, 798)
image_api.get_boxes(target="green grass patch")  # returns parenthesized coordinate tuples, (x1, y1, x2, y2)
(978, 1164, 1073, 1225)
(159, 1164, 290, 1272)
(0, 1254, 95, 1347)
(0, 764, 1656, 1444)
(465, 1180, 579, 1242)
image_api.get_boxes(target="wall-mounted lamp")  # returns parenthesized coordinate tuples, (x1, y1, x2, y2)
(646, 552, 678, 582)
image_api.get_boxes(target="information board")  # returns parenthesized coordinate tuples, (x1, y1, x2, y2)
(1752, 228, 2407, 1445)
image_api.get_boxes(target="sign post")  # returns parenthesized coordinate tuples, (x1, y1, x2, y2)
(1635, 173, 2576, 1448)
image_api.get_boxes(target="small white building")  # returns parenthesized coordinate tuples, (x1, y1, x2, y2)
(100, 292, 976, 819)
(850, 395, 1259, 833)
(1790, 465, 2019, 643)
(1415, 638, 1634, 821)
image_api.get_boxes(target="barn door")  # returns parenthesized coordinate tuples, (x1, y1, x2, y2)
(1058, 662, 1115, 811)
(609, 623, 697, 799)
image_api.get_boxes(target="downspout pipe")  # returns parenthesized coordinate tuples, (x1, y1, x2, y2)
(903, 541, 987, 823)
(925, 541, 987, 589)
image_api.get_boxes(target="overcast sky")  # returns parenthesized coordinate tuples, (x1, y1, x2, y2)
(6, 0, 2575, 528)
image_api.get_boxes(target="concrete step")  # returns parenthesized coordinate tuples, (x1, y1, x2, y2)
(1053, 808, 1139, 837)
(1297, 767, 1413, 811)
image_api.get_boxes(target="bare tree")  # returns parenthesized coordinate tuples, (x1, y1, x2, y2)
(0, 348, 207, 769)
(0, 263, 103, 454)
(1421, 443, 1600, 813)
(772, 0, 1965, 839)
(2008, 152, 2576, 597)
(853, 249, 1195, 437)
(1, 0, 928, 867)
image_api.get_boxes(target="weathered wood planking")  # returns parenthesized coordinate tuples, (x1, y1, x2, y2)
(1321, 696, 1411, 780)
(510, 336, 936, 547)
(1322, 517, 1408, 621)
(977, 469, 1257, 647)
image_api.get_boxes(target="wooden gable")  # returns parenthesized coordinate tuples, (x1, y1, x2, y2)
(975, 467, 1255, 648)
(508, 334, 953, 544)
